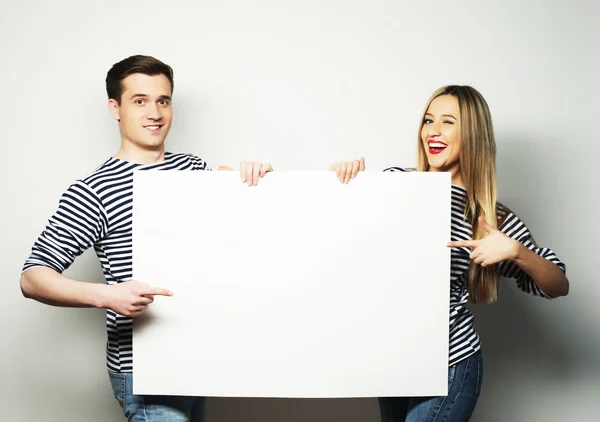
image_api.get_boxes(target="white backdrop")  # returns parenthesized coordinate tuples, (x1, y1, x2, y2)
(1, 0, 598, 421)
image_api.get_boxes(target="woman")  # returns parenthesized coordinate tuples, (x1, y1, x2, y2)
(331, 85, 569, 421)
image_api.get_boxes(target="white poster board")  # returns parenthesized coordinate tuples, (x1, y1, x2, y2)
(132, 171, 451, 398)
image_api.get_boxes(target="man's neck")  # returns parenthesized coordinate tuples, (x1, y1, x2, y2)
(114, 144, 165, 165)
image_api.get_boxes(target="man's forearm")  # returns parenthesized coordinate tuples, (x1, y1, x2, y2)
(20, 266, 108, 308)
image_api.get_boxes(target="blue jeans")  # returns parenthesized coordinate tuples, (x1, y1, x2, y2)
(378, 351, 483, 422)
(108, 371, 206, 422)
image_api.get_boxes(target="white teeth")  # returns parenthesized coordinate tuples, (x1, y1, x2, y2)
(145, 126, 159, 130)
(429, 142, 447, 148)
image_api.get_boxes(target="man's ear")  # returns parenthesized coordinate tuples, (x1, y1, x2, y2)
(108, 98, 121, 122)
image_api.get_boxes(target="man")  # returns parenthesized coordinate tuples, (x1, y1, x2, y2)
(20, 55, 272, 421)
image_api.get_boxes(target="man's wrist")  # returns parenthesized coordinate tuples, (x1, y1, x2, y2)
(89, 283, 110, 309)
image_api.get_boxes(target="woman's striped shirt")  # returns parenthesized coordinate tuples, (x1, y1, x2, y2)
(384, 166, 566, 366)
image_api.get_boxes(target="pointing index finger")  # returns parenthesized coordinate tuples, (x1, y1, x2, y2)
(145, 287, 173, 297)
(447, 240, 479, 248)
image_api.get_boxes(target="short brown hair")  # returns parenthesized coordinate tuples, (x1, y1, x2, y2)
(105, 55, 174, 103)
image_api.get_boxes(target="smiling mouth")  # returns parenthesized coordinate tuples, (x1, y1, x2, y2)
(144, 125, 163, 132)
(428, 140, 447, 154)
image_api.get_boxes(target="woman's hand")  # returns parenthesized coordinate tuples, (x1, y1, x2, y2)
(447, 216, 520, 267)
(329, 157, 365, 183)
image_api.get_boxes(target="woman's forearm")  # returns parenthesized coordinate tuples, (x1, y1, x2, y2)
(512, 244, 569, 297)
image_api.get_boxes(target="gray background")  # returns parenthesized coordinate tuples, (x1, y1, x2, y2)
(2, 0, 597, 420)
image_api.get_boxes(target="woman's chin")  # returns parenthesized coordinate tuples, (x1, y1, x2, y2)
(427, 161, 446, 172)
(427, 157, 458, 174)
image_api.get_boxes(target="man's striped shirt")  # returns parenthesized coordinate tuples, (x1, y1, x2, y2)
(23, 152, 208, 372)
(384, 166, 566, 366)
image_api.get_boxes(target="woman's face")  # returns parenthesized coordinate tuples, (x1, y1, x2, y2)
(420, 94, 462, 184)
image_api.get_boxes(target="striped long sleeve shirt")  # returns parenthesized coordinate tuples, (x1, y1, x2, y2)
(23, 158, 567, 372)
(23, 152, 209, 372)
(385, 166, 567, 366)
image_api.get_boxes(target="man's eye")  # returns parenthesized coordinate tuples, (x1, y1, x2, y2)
(136, 99, 144, 105)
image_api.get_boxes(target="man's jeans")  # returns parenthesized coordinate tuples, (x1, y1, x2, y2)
(109, 371, 206, 422)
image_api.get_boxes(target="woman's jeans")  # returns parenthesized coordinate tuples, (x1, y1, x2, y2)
(378, 350, 483, 422)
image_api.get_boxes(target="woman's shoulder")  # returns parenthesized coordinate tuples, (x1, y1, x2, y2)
(496, 202, 521, 229)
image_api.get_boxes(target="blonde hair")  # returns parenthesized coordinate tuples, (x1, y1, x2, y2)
(417, 85, 499, 304)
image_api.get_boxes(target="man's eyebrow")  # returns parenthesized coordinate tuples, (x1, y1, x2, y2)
(129, 94, 172, 101)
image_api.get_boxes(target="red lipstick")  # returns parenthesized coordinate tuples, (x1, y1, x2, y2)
(428, 140, 447, 155)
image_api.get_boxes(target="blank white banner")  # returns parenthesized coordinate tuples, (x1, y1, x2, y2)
(132, 171, 451, 398)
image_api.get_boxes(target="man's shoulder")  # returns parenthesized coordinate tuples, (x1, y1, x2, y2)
(54, 158, 122, 206)
(74, 152, 209, 189)
(164, 151, 209, 170)
(76, 157, 132, 187)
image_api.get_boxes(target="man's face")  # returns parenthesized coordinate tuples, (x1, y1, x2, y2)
(109, 73, 173, 152)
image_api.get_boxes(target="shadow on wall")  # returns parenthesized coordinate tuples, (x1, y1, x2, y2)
(493, 133, 569, 219)
(492, 133, 575, 367)
(471, 282, 573, 375)
(468, 283, 577, 422)
(468, 133, 596, 421)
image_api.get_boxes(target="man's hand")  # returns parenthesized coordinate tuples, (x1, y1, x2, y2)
(239, 161, 273, 186)
(103, 280, 173, 317)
